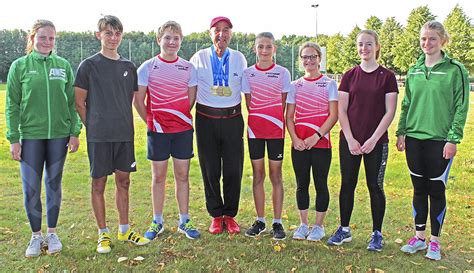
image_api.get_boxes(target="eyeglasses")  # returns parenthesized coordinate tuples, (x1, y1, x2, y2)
(300, 55, 319, 61)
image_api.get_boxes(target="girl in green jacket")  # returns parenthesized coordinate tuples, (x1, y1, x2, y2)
(396, 21, 469, 261)
(5, 19, 81, 258)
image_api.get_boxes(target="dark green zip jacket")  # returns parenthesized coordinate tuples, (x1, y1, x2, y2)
(5, 51, 81, 143)
(396, 52, 469, 144)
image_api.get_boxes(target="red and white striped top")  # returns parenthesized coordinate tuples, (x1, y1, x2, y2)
(242, 63, 293, 139)
(137, 56, 197, 133)
(288, 75, 338, 148)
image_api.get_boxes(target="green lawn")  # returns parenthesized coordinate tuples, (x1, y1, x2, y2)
(0, 83, 472, 271)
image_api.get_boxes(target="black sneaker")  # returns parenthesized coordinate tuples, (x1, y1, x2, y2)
(245, 220, 266, 237)
(271, 223, 286, 240)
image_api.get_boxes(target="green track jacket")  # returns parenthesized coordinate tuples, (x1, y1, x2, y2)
(5, 51, 81, 144)
(396, 52, 469, 144)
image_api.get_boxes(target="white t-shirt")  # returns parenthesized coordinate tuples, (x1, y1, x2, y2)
(190, 47, 247, 108)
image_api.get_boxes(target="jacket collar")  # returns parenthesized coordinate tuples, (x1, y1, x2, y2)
(415, 50, 450, 68)
(30, 50, 54, 60)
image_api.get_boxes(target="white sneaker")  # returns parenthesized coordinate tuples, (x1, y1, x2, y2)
(25, 234, 44, 257)
(45, 233, 62, 254)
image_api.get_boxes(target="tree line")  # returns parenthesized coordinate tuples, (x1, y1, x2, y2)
(0, 5, 472, 82)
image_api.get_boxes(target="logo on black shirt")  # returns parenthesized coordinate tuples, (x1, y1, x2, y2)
(123, 71, 128, 77)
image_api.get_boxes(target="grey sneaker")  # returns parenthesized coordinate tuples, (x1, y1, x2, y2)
(292, 224, 309, 240)
(45, 233, 62, 254)
(25, 234, 44, 257)
(400, 236, 427, 254)
(307, 225, 325, 241)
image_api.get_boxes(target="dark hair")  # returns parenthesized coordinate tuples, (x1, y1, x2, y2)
(255, 32, 275, 43)
(97, 15, 123, 32)
(26, 19, 56, 54)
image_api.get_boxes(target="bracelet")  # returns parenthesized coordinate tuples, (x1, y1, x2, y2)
(315, 130, 322, 138)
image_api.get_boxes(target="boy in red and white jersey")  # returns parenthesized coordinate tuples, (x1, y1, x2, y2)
(134, 21, 200, 240)
(242, 32, 293, 240)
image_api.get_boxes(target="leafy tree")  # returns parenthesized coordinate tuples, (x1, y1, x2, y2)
(444, 4, 474, 73)
(379, 17, 403, 73)
(326, 33, 345, 74)
(341, 25, 361, 72)
(0, 29, 27, 81)
(393, 6, 435, 73)
(365, 16, 383, 33)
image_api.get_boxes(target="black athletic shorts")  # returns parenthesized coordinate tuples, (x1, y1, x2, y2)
(87, 141, 136, 178)
(147, 129, 194, 161)
(248, 138, 284, 161)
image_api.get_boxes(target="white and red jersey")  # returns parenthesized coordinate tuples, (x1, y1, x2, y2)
(242, 63, 293, 139)
(137, 56, 197, 133)
(288, 75, 338, 148)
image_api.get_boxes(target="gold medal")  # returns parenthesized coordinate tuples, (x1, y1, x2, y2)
(223, 86, 232, 97)
(211, 85, 228, 96)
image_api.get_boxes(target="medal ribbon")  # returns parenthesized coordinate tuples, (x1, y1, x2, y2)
(211, 46, 230, 87)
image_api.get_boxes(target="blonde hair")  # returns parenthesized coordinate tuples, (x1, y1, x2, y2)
(26, 19, 55, 54)
(421, 20, 450, 46)
(157, 21, 183, 40)
(298, 42, 322, 58)
(357, 29, 380, 59)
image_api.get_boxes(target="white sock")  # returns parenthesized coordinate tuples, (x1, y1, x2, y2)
(273, 219, 282, 224)
(119, 224, 129, 234)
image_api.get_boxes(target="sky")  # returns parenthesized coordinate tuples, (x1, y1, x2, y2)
(1, 0, 472, 38)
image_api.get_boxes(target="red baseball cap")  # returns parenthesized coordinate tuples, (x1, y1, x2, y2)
(210, 16, 233, 28)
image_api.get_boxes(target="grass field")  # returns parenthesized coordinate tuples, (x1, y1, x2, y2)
(0, 83, 472, 271)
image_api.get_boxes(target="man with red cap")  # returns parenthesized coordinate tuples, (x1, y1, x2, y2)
(190, 16, 247, 235)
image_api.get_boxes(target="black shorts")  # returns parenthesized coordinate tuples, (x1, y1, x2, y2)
(87, 141, 136, 178)
(248, 138, 284, 161)
(147, 129, 194, 161)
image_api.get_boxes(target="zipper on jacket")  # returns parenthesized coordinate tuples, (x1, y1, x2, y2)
(42, 59, 52, 139)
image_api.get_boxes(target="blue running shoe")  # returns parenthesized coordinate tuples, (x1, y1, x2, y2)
(367, 230, 383, 251)
(307, 225, 325, 241)
(425, 241, 441, 261)
(178, 219, 200, 239)
(400, 236, 427, 254)
(327, 226, 352, 246)
(292, 224, 309, 240)
(144, 220, 164, 240)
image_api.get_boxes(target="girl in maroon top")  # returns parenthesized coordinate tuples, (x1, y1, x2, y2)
(326, 30, 398, 251)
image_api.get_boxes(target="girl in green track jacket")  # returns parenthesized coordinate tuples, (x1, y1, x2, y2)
(5, 20, 81, 258)
(396, 21, 469, 261)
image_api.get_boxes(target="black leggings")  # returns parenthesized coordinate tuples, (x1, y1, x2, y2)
(339, 139, 388, 232)
(292, 148, 331, 212)
(20, 138, 69, 232)
(405, 136, 451, 237)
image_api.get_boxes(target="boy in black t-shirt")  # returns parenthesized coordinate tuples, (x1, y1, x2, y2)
(75, 15, 150, 254)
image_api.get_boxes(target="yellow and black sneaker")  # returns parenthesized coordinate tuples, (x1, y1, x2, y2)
(117, 229, 150, 246)
(96, 232, 112, 254)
